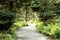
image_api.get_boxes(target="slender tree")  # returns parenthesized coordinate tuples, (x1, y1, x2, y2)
(9, 0, 15, 12)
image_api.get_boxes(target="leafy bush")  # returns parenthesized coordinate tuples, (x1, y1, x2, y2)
(14, 21, 27, 27)
(0, 10, 27, 40)
(9, 21, 27, 35)
(0, 9, 27, 40)
(0, 33, 15, 40)
(0, 10, 15, 31)
(38, 2, 60, 22)
(55, 29, 60, 38)
(36, 20, 60, 38)
(39, 13, 56, 21)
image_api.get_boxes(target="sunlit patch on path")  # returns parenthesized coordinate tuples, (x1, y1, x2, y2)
(16, 23, 50, 40)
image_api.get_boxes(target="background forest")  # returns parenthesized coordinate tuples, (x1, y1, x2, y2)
(0, 0, 60, 40)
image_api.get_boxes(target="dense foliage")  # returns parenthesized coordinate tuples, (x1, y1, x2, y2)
(0, 10, 15, 31)
(36, 0, 60, 38)
(36, 19, 60, 38)
(29, 0, 60, 21)
(0, 0, 60, 40)
(0, 0, 28, 40)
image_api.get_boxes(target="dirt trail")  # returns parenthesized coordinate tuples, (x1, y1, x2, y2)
(16, 23, 50, 40)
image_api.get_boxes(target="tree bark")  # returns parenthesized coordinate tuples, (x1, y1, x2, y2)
(9, 1, 14, 12)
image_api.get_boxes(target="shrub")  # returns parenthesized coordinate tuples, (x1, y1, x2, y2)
(14, 21, 27, 27)
(0, 10, 15, 31)
(36, 20, 60, 38)
(0, 33, 15, 40)
(55, 29, 60, 38)
(9, 21, 27, 35)
(39, 13, 57, 22)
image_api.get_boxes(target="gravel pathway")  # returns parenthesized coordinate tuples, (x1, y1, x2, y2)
(16, 23, 50, 40)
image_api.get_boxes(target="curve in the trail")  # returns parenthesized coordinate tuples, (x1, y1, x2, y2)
(16, 23, 50, 40)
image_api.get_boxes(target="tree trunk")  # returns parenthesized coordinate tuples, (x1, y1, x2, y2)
(9, 1, 14, 12)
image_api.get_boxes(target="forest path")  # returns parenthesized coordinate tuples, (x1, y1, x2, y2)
(16, 23, 50, 40)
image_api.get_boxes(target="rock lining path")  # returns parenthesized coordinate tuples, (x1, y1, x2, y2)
(16, 23, 50, 40)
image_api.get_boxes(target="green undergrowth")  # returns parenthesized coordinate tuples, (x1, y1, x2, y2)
(10, 21, 27, 37)
(0, 9, 27, 40)
(0, 31, 16, 40)
(13, 21, 27, 29)
(36, 19, 60, 38)
(11, 21, 27, 34)
(0, 21, 27, 40)
(0, 10, 27, 40)
(0, 32, 16, 40)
